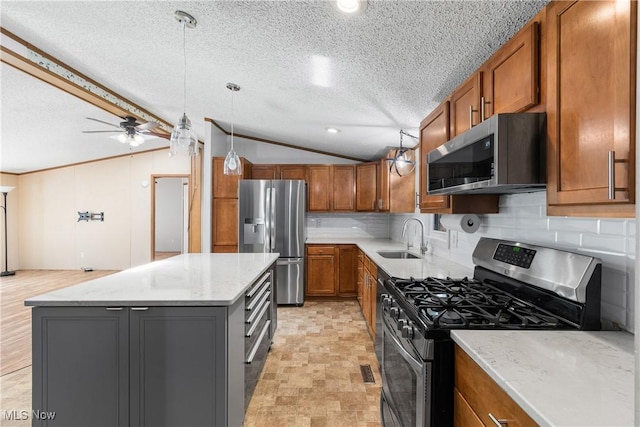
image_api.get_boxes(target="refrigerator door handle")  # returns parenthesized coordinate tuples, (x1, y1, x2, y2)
(276, 258, 304, 265)
(270, 187, 277, 251)
(265, 185, 272, 252)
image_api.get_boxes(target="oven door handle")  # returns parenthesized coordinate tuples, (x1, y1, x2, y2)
(382, 315, 422, 372)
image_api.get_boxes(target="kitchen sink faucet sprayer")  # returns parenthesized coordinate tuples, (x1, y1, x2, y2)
(402, 217, 428, 254)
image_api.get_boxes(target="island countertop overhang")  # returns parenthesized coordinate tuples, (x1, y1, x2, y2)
(24, 253, 279, 307)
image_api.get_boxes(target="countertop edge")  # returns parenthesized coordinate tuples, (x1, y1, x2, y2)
(24, 254, 279, 307)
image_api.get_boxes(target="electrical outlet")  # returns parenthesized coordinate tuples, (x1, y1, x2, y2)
(451, 231, 459, 248)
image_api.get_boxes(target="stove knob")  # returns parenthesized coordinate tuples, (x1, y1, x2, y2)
(390, 307, 399, 319)
(382, 295, 392, 308)
(401, 324, 414, 339)
(397, 318, 407, 330)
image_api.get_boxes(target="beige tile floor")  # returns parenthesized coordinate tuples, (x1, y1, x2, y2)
(245, 300, 382, 427)
(0, 299, 381, 427)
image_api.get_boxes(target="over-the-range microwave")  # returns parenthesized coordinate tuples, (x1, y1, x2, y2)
(427, 113, 546, 195)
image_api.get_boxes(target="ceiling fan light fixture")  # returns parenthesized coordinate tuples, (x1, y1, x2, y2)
(169, 10, 199, 158)
(223, 83, 242, 176)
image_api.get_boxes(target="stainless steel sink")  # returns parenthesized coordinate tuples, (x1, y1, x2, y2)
(376, 250, 422, 259)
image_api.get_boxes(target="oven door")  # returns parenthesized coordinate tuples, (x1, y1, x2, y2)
(381, 314, 431, 427)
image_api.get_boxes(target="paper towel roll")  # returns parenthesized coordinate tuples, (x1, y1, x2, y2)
(440, 214, 480, 234)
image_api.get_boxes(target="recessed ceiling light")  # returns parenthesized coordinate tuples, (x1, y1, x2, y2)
(326, 127, 340, 134)
(334, 0, 367, 15)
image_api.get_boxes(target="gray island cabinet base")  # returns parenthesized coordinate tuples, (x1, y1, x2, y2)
(26, 253, 279, 427)
(32, 303, 245, 427)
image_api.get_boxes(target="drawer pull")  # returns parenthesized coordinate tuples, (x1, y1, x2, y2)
(246, 301, 270, 337)
(246, 282, 270, 311)
(130, 307, 149, 311)
(105, 307, 123, 311)
(246, 291, 271, 324)
(246, 272, 271, 298)
(246, 320, 271, 364)
(488, 413, 508, 426)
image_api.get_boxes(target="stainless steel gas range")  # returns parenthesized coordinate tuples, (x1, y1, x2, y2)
(379, 238, 602, 427)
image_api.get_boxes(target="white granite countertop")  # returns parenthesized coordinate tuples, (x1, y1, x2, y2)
(451, 330, 634, 427)
(306, 237, 473, 279)
(25, 253, 279, 307)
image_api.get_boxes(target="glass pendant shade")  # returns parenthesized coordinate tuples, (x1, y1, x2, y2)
(389, 148, 416, 176)
(223, 147, 242, 175)
(169, 113, 198, 157)
(223, 82, 242, 175)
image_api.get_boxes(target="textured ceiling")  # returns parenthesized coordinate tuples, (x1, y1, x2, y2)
(1, 0, 548, 173)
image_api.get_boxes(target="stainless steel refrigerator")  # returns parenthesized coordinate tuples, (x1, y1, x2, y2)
(238, 180, 306, 305)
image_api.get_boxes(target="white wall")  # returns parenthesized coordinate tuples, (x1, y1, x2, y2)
(14, 149, 190, 270)
(231, 135, 359, 165)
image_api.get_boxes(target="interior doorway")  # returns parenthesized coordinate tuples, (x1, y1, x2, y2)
(151, 175, 189, 261)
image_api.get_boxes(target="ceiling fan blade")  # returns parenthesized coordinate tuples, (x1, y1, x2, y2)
(85, 117, 121, 128)
(82, 130, 122, 133)
(135, 121, 160, 131)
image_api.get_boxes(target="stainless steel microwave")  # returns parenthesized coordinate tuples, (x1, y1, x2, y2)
(427, 113, 546, 195)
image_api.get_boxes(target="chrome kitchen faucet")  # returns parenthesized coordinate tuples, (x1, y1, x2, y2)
(402, 217, 428, 255)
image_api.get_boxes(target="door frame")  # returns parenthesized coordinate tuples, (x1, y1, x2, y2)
(151, 174, 190, 261)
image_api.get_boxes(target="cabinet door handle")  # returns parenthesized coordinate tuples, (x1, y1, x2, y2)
(488, 413, 508, 426)
(130, 307, 149, 311)
(469, 105, 478, 129)
(480, 96, 486, 122)
(608, 150, 628, 200)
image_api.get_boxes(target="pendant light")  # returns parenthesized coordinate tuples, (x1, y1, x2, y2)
(223, 83, 242, 175)
(169, 11, 198, 157)
(386, 130, 418, 176)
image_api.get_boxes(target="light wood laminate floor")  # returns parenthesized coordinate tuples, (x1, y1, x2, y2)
(0, 271, 381, 426)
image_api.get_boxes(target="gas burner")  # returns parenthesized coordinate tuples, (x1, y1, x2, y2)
(393, 276, 570, 330)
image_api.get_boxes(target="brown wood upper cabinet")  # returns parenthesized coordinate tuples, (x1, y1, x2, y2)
(308, 165, 355, 212)
(449, 72, 483, 137)
(333, 165, 356, 211)
(279, 165, 307, 180)
(251, 164, 307, 181)
(378, 151, 416, 213)
(419, 102, 499, 214)
(356, 162, 378, 211)
(546, 0, 636, 217)
(482, 21, 540, 119)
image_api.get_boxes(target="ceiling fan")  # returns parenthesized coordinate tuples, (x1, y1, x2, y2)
(82, 116, 165, 147)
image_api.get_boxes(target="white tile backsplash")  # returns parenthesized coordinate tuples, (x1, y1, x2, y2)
(389, 192, 636, 333)
(306, 213, 389, 239)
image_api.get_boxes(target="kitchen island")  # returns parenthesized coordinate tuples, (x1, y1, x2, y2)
(25, 253, 278, 427)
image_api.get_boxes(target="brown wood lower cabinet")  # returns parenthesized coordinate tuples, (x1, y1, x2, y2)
(305, 244, 357, 297)
(337, 245, 357, 296)
(454, 346, 537, 427)
(362, 255, 377, 336)
(306, 245, 338, 296)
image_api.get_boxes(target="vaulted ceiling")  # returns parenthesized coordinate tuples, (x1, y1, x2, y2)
(1, 0, 548, 173)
